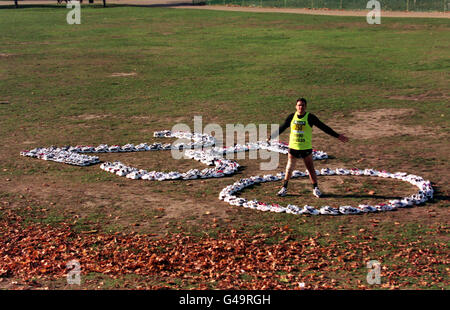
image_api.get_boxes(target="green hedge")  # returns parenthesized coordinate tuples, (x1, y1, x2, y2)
(203, 0, 448, 12)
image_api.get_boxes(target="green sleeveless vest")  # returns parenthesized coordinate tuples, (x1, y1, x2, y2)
(289, 112, 312, 150)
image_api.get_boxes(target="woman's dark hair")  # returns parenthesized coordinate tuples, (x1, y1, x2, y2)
(297, 98, 307, 105)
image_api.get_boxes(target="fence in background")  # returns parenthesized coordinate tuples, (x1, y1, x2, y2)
(202, 0, 448, 12)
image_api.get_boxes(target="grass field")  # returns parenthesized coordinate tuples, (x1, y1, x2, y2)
(0, 5, 449, 290)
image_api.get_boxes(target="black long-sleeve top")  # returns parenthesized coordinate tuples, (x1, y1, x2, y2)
(270, 112, 340, 140)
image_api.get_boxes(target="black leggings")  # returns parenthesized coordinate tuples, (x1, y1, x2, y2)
(288, 148, 312, 159)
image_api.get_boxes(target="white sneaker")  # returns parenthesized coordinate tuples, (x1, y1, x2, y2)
(339, 206, 361, 215)
(313, 187, 322, 198)
(277, 187, 287, 197)
(286, 204, 301, 215)
(319, 206, 339, 215)
(301, 205, 319, 215)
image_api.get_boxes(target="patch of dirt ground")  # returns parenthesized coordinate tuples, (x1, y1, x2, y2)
(331, 108, 446, 140)
(174, 4, 450, 18)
